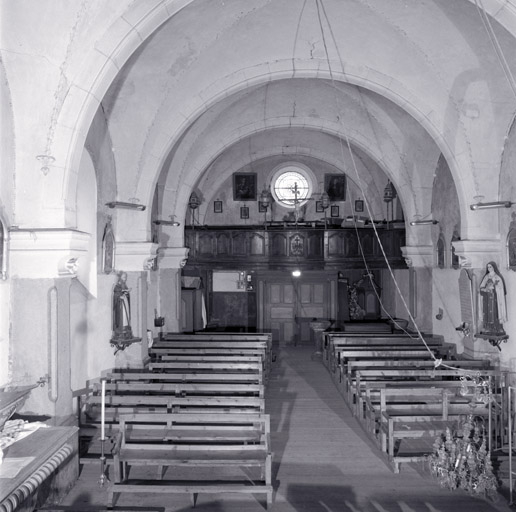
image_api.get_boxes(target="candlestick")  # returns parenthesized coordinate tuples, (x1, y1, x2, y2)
(100, 378, 106, 441)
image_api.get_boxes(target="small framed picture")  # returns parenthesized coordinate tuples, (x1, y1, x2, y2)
(240, 206, 249, 219)
(316, 200, 324, 213)
(331, 205, 340, 218)
(214, 200, 223, 213)
(233, 173, 257, 201)
(258, 202, 268, 213)
(355, 200, 364, 213)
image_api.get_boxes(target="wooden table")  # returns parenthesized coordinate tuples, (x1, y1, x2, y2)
(0, 426, 78, 512)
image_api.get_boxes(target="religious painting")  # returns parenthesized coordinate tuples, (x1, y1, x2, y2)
(233, 173, 257, 201)
(315, 200, 324, 213)
(324, 173, 346, 201)
(240, 206, 249, 219)
(258, 202, 268, 213)
(102, 217, 115, 274)
(355, 200, 364, 213)
(214, 200, 223, 213)
(331, 205, 340, 218)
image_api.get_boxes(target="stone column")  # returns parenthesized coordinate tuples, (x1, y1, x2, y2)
(157, 247, 190, 334)
(400, 245, 434, 334)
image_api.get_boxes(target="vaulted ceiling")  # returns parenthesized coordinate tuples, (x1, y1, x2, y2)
(90, 0, 516, 244)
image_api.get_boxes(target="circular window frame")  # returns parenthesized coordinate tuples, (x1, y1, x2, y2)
(270, 162, 315, 209)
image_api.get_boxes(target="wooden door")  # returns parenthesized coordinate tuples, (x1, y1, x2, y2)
(262, 274, 330, 345)
(266, 281, 296, 345)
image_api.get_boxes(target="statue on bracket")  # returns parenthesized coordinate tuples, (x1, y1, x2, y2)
(111, 271, 140, 352)
(476, 261, 508, 350)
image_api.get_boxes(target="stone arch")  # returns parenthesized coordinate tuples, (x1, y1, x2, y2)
(51, 1, 514, 241)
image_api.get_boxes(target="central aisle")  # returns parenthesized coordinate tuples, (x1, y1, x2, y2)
(265, 345, 510, 512)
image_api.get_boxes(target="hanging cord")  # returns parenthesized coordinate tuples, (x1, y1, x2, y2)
(314, 0, 484, 374)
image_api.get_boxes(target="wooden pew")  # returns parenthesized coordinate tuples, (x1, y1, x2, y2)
(148, 360, 263, 374)
(158, 332, 272, 366)
(323, 332, 449, 368)
(107, 370, 262, 384)
(108, 412, 273, 509)
(150, 341, 271, 378)
(349, 368, 500, 416)
(363, 386, 469, 435)
(331, 348, 433, 389)
(379, 399, 493, 473)
(342, 359, 491, 404)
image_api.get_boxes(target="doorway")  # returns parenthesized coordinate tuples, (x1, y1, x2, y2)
(260, 272, 333, 345)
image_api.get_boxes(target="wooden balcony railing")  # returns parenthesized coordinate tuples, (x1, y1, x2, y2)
(184, 224, 406, 270)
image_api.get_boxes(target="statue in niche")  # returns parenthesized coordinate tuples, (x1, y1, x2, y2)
(508, 212, 516, 270)
(478, 261, 507, 337)
(112, 271, 134, 342)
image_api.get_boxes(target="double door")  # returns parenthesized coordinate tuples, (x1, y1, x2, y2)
(261, 273, 332, 345)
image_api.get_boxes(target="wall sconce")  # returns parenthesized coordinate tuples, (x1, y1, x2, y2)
(320, 191, 331, 227)
(292, 269, 301, 277)
(106, 201, 146, 211)
(410, 219, 439, 226)
(259, 188, 272, 228)
(188, 192, 201, 228)
(188, 192, 201, 210)
(153, 215, 180, 226)
(470, 201, 513, 210)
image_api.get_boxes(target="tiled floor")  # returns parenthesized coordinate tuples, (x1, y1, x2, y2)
(45, 345, 513, 512)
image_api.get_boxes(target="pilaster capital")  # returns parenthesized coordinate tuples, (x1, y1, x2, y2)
(400, 245, 434, 268)
(157, 247, 190, 269)
(451, 239, 502, 269)
(9, 228, 90, 278)
(115, 242, 158, 272)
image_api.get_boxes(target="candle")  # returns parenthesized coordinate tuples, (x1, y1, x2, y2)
(100, 379, 106, 441)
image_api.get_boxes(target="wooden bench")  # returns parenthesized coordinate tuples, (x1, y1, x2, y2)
(379, 400, 492, 473)
(151, 341, 271, 378)
(331, 349, 433, 389)
(341, 358, 491, 403)
(327, 338, 450, 371)
(158, 333, 272, 360)
(323, 332, 447, 367)
(363, 386, 467, 435)
(349, 369, 500, 416)
(107, 370, 263, 384)
(109, 412, 273, 509)
(148, 360, 263, 374)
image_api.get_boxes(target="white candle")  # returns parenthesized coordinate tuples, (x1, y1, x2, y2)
(100, 379, 106, 441)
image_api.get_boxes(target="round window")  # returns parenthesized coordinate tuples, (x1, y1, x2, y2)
(271, 163, 313, 208)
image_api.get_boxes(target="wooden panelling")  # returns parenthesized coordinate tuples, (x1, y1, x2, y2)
(184, 226, 406, 269)
(249, 233, 266, 255)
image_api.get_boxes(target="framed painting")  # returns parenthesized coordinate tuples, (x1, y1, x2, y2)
(233, 173, 257, 201)
(331, 205, 340, 218)
(315, 200, 324, 213)
(258, 202, 268, 213)
(214, 200, 223, 213)
(240, 206, 249, 219)
(324, 173, 346, 201)
(355, 199, 364, 213)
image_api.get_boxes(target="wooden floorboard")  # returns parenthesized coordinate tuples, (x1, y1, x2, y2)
(52, 345, 512, 512)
